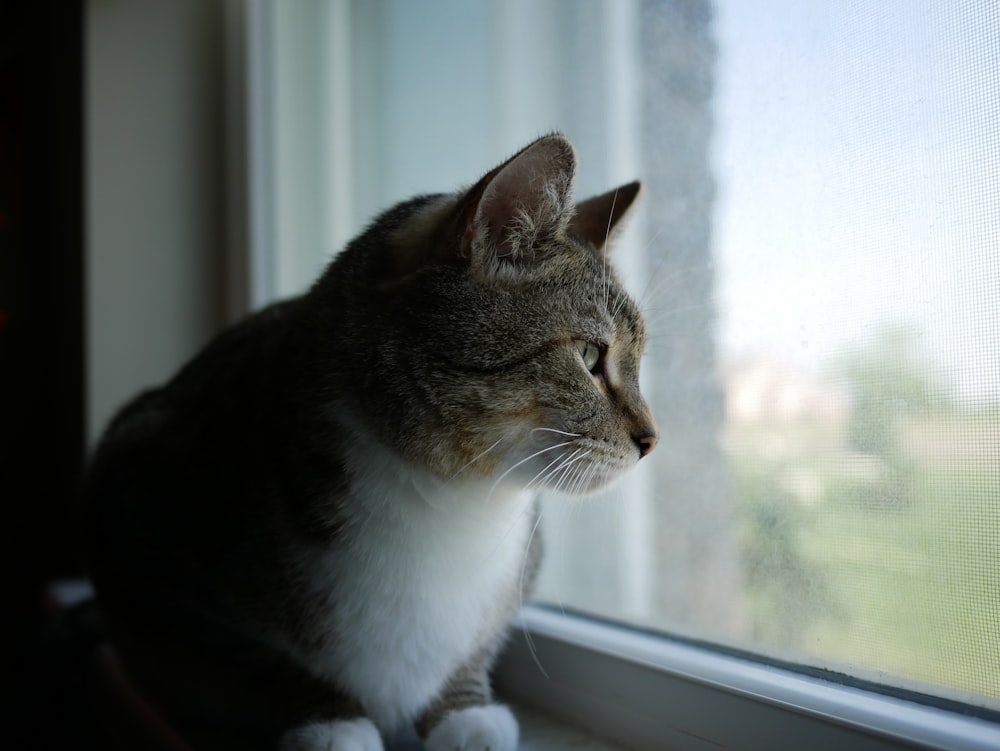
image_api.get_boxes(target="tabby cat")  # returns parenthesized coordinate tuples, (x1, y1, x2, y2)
(85, 134, 657, 751)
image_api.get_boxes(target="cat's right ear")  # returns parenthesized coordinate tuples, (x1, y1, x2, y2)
(569, 181, 642, 256)
(459, 135, 577, 278)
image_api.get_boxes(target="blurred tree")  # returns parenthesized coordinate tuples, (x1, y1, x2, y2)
(735, 466, 836, 645)
(834, 326, 951, 460)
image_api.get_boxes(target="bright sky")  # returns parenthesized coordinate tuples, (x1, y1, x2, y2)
(711, 0, 999, 402)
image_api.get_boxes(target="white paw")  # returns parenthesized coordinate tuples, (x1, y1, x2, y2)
(280, 717, 384, 751)
(424, 705, 519, 751)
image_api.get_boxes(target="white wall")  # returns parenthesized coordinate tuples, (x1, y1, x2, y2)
(86, 0, 228, 442)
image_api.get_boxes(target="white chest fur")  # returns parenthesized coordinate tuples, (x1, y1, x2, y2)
(294, 443, 534, 732)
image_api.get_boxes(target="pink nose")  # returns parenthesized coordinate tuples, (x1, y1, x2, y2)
(634, 432, 657, 458)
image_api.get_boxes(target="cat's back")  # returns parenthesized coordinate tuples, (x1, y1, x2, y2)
(104, 297, 301, 435)
(85, 297, 315, 611)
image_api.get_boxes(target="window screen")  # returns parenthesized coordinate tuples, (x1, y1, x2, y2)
(537, 0, 999, 709)
(261, 0, 999, 711)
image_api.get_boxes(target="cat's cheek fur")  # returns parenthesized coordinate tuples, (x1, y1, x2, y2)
(279, 717, 383, 751)
(424, 705, 519, 751)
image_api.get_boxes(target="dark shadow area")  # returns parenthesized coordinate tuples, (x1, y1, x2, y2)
(0, 1, 96, 747)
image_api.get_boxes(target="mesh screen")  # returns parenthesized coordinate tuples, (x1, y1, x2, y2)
(536, 0, 999, 709)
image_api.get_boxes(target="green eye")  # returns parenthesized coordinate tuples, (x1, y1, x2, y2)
(575, 340, 601, 373)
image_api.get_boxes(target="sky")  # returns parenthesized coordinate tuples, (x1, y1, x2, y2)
(710, 0, 999, 402)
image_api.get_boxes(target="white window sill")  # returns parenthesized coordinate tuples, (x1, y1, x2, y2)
(492, 605, 1000, 751)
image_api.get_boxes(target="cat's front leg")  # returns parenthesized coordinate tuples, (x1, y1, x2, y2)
(280, 717, 383, 751)
(416, 651, 518, 751)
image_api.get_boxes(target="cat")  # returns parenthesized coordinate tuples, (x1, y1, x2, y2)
(85, 133, 658, 751)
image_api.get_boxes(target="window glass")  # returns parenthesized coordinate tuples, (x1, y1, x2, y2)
(262, 0, 999, 711)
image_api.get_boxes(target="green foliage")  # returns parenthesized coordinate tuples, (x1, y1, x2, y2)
(734, 465, 839, 645)
(831, 325, 950, 461)
(729, 326, 999, 700)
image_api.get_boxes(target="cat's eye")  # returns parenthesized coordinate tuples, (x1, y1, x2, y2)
(575, 339, 602, 374)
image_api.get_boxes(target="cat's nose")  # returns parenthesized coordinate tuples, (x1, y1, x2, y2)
(634, 431, 658, 458)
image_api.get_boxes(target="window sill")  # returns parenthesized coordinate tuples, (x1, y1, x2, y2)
(493, 605, 1000, 751)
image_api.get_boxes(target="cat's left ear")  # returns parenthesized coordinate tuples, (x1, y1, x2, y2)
(569, 181, 642, 256)
(461, 134, 577, 276)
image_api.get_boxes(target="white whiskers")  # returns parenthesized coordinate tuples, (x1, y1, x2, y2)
(486, 440, 574, 501)
(448, 436, 505, 480)
(524, 449, 577, 491)
(519, 506, 549, 679)
(547, 450, 594, 495)
(637, 258, 710, 314)
(529, 427, 582, 438)
(602, 189, 620, 314)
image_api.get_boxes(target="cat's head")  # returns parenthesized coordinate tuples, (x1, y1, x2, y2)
(326, 134, 657, 496)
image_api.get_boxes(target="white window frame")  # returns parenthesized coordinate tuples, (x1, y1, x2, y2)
(496, 605, 1000, 750)
(225, 3, 1000, 749)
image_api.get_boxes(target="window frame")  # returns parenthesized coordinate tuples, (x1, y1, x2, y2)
(495, 605, 1000, 751)
(229, 3, 1000, 749)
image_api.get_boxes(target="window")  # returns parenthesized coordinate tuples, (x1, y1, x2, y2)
(236, 0, 1000, 746)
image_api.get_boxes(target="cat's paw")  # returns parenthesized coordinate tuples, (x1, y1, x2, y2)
(424, 704, 518, 751)
(280, 717, 384, 751)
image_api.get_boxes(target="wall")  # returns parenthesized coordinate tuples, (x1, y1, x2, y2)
(86, 0, 228, 441)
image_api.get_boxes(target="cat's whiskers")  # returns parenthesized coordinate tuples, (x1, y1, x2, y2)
(545, 455, 575, 496)
(642, 300, 714, 332)
(525, 449, 578, 491)
(637, 259, 710, 314)
(550, 464, 572, 497)
(571, 455, 597, 495)
(518, 507, 549, 679)
(549, 450, 593, 496)
(610, 288, 633, 322)
(642, 274, 710, 318)
(479, 484, 542, 576)
(527, 447, 586, 491)
(629, 226, 670, 306)
(486, 440, 574, 503)
(579, 461, 605, 495)
(529, 427, 582, 439)
(567, 462, 593, 497)
(548, 447, 589, 483)
(602, 191, 619, 314)
(447, 436, 505, 481)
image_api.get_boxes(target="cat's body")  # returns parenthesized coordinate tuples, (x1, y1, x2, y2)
(86, 135, 657, 751)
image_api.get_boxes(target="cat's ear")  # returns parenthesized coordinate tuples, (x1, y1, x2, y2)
(461, 134, 576, 275)
(569, 181, 642, 256)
